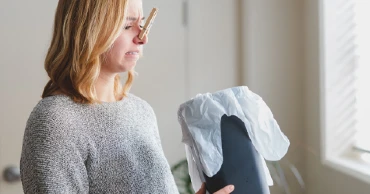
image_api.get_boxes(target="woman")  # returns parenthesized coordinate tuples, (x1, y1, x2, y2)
(20, 0, 234, 193)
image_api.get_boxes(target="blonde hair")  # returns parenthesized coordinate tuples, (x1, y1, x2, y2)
(42, 0, 134, 104)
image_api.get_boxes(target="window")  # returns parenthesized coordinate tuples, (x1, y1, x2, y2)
(321, 0, 370, 183)
(353, 0, 370, 154)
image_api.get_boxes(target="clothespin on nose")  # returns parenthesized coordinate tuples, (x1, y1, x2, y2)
(139, 8, 158, 40)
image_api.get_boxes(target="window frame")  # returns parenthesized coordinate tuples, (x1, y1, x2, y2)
(319, 0, 370, 184)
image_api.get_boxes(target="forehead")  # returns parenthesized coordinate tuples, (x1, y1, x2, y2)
(127, 0, 143, 15)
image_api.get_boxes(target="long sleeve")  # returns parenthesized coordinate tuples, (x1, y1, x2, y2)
(19, 94, 179, 193)
(20, 108, 89, 194)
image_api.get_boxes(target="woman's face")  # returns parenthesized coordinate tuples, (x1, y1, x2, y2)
(102, 0, 147, 74)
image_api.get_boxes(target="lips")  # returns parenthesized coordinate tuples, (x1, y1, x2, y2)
(125, 51, 139, 55)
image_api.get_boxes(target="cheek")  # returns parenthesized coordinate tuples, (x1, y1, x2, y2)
(110, 36, 130, 58)
(102, 34, 138, 72)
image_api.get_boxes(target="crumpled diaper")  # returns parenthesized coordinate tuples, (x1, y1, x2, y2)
(177, 86, 290, 192)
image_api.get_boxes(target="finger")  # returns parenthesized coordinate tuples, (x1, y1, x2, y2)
(196, 183, 206, 194)
(214, 185, 235, 194)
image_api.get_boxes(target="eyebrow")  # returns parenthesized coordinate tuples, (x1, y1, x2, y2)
(126, 16, 146, 21)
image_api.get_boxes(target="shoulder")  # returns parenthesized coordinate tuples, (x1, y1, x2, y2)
(26, 95, 81, 136)
(21, 96, 89, 167)
(126, 93, 157, 121)
(30, 95, 75, 119)
(126, 93, 155, 112)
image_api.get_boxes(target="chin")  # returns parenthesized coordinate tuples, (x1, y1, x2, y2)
(118, 63, 137, 72)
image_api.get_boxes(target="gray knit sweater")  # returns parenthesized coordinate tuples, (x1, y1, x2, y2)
(20, 94, 179, 194)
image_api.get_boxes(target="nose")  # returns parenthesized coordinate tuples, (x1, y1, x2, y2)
(133, 25, 148, 45)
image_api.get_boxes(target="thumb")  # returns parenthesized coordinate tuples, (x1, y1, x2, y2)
(214, 185, 235, 194)
(196, 183, 206, 194)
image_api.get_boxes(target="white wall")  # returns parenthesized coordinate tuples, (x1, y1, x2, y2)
(187, 0, 240, 96)
(304, 0, 370, 193)
(0, 1, 57, 193)
(242, 0, 305, 193)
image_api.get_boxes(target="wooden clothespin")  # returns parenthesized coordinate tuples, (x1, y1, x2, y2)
(139, 8, 158, 40)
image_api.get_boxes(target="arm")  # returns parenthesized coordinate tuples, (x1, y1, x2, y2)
(20, 109, 89, 194)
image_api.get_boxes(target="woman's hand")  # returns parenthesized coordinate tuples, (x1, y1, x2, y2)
(196, 183, 235, 194)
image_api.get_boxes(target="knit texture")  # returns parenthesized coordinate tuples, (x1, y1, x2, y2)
(20, 94, 179, 194)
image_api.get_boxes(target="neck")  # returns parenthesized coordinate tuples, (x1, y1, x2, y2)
(95, 73, 117, 102)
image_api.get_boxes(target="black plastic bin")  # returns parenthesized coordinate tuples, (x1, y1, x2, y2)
(204, 114, 270, 194)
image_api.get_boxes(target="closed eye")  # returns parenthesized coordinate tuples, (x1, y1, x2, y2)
(124, 25, 144, 30)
